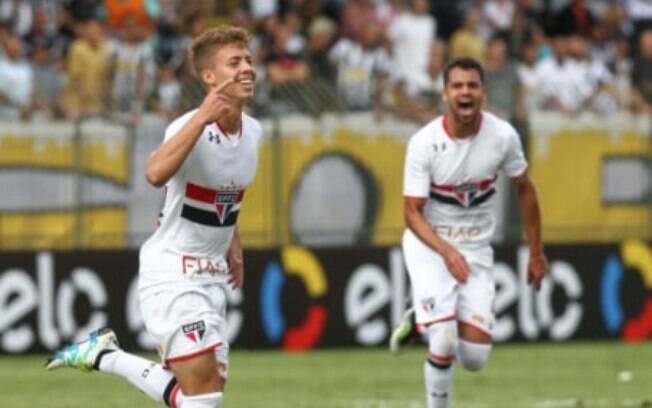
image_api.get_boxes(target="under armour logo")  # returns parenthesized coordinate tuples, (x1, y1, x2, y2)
(208, 132, 221, 144)
(433, 142, 447, 152)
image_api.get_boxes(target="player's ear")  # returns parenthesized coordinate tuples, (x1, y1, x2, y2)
(201, 69, 215, 87)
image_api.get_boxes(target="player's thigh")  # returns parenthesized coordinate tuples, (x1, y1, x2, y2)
(457, 260, 494, 342)
(140, 284, 230, 391)
(402, 229, 457, 327)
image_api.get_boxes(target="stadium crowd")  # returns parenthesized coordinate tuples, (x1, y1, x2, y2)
(0, 0, 652, 125)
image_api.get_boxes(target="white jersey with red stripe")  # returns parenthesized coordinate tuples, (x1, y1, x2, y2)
(403, 111, 527, 252)
(139, 109, 262, 290)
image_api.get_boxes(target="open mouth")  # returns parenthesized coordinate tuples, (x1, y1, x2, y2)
(458, 100, 473, 109)
(457, 100, 475, 115)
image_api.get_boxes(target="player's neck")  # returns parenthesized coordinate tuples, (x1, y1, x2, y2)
(443, 113, 482, 139)
(217, 110, 242, 135)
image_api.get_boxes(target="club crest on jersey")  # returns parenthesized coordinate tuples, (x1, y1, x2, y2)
(215, 191, 239, 224)
(182, 320, 206, 343)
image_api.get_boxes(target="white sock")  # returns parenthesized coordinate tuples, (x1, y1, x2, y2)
(177, 392, 223, 408)
(98, 350, 176, 405)
(424, 360, 453, 408)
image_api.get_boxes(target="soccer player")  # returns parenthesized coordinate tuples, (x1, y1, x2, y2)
(46, 26, 260, 408)
(389, 57, 548, 408)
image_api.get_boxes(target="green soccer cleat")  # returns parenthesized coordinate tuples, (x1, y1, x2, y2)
(45, 328, 120, 372)
(389, 307, 418, 355)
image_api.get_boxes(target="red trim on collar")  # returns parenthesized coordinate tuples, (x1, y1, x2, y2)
(215, 120, 242, 139)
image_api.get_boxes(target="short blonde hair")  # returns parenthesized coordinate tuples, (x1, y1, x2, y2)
(190, 25, 251, 77)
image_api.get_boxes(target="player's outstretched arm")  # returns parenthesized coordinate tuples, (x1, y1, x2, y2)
(511, 171, 548, 289)
(404, 196, 471, 283)
(146, 78, 235, 187)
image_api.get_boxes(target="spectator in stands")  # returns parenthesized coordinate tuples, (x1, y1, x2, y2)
(423, 39, 447, 108)
(484, 35, 521, 121)
(150, 62, 180, 119)
(533, 32, 572, 113)
(590, 16, 617, 65)
(0, 33, 33, 120)
(507, 2, 544, 58)
(64, 0, 103, 21)
(281, 9, 306, 54)
(0, 0, 33, 38)
(329, 19, 390, 111)
(611, 35, 633, 109)
(567, 33, 617, 114)
(246, 0, 278, 21)
(387, 0, 436, 97)
(30, 36, 64, 118)
(516, 40, 539, 115)
(431, 0, 465, 40)
(376, 0, 403, 30)
(252, 13, 279, 64)
(386, 39, 447, 124)
(24, 8, 55, 56)
(483, 0, 515, 38)
(625, 0, 652, 41)
(340, 0, 377, 40)
(103, 0, 161, 31)
(554, 0, 595, 38)
(304, 16, 338, 83)
(449, 6, 487, 63)
(631, 28, 652, 113)
(61, 18, 111, 119)
(109, 14, 156, 122)
(264, 22, 310, 113)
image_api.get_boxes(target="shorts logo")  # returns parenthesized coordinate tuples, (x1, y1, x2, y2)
(421, 297, 436, 313)
(182, 320, 206, 343)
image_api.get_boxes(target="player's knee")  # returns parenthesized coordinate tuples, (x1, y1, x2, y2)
(426, 321, 456, 364)
(178, 391, 223, 408)
(457, 339, 492, 372)
(178, 372, 223, 395)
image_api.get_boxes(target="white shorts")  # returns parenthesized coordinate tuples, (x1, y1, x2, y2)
(139, 282, 229, 376)
(402, 229, 495, 336)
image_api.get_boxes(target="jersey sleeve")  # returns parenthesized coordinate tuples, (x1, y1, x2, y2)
(160, 111, 197, 180)
(501, 127, 528, 178)
(163, 112, 193, 142)
(403, 134, 431, 197)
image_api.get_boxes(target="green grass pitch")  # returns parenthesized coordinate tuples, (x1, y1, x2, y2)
(1, 342, 651, 407)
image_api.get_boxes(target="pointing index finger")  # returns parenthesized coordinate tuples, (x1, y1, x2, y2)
(215, 77, 235, 93)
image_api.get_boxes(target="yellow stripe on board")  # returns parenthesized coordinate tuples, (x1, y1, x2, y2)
(0, 123, 129, 184)
(0, 208, 126, 250)
(530, 114, 650, 243)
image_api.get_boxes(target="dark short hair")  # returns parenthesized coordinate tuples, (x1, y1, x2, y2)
(443, 57, 484, 86)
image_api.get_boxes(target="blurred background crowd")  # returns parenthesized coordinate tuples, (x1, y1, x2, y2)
(1, 0, 652, 126)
